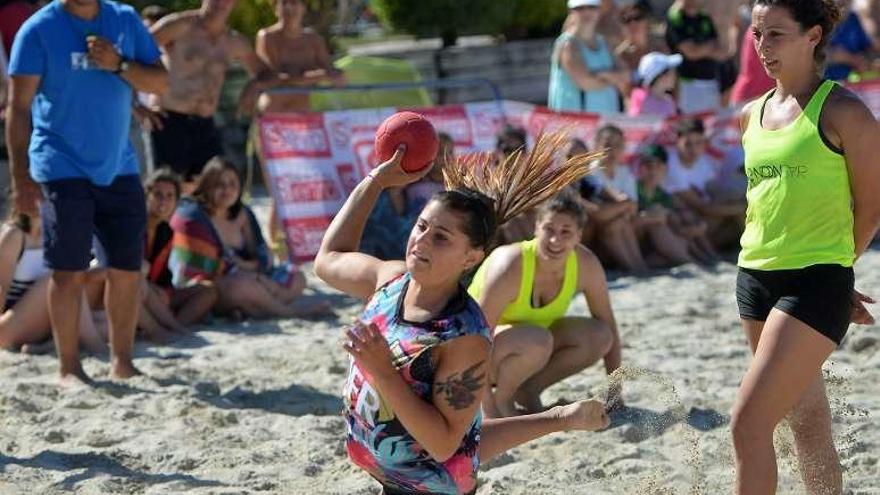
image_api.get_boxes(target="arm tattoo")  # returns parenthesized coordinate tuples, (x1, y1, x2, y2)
(434, 361, 486, 410)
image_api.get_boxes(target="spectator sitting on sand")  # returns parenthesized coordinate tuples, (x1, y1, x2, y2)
(169, 157, 330, 319)
(0, 212, 106, 354)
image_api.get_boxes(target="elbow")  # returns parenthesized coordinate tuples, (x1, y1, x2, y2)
(152, 72, 170, 96)
(313, 251, 333, 283)
(425, 441, 459, 463)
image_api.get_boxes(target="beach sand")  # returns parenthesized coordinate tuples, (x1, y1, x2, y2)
(0, 201, 877, 494)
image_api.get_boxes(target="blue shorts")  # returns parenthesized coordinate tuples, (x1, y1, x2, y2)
(41, 175, 146, 272)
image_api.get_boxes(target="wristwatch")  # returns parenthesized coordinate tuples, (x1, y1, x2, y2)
(113, 58, 130, 75)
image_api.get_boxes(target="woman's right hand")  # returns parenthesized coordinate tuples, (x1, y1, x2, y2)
(368, 147, 434, 189)
(559, 399, 610, 432)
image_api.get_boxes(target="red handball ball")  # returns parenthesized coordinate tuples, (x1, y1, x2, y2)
(374, 111, 440, 173)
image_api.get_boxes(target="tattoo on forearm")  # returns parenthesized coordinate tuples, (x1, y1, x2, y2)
(434, 361, 486, 410)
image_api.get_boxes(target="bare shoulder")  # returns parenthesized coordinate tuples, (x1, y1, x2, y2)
(151, 10, 197, 33)
(484, 243, 523, 281)
(375, 260, 408, 290)
(739, 98, 759, 133)
(825, 85, 874, 124)
(0, 224, 24, 255)
(575, 244, 606, 286)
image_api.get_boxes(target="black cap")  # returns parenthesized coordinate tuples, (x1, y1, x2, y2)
(639, 144, 668, 163)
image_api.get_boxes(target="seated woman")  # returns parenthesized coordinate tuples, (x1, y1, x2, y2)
(142, 169, 218, 339)
(469, 191, 623, 418)
(0, 212, 105, 353)
(169, 157, 330, 319)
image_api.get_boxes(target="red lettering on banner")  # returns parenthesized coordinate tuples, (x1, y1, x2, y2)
(258, 114, 332, 159)
(274, 174, 341, 203)
(283, 217, 332, 263)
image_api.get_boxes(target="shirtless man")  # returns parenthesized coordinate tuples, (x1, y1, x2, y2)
(253, 0, 345, 113)
(147, 0, 267, 184)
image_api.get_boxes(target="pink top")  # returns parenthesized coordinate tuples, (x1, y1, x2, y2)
(628, 87, 677, 119)
(731, 30, 775, 105)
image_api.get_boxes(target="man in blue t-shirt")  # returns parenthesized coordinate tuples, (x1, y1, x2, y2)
(5, 0, 168, 385)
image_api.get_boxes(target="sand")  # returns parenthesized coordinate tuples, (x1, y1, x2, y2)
(0, 203, 878, 494)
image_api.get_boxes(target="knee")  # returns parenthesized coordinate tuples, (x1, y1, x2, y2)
(520, 328, 554, 361)
(52, 271, 86, 289)
(290, 270, 306, 295)
(592, 320, 614, 356)
(198, 281, 220, 306)
(730, 403, 774, 453)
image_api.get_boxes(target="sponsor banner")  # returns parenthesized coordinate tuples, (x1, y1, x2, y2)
(259, 81, 880, 261)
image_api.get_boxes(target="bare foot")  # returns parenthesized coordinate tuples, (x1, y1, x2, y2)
(111, 359, 143, 380)
(289, 299, 334, 318)
(557, 399, 610, 432)
(493, 392, 522, 418)
(59, 367, 93, 388)
(513, 388, 544, 414)
(21, 340, 55, 355)
(142, 325, 175, 345)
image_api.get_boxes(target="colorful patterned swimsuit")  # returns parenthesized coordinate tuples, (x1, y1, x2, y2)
(343, 272, 492, 494)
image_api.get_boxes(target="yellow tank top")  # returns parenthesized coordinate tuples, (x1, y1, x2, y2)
(738, 80, 854, 270)
(468, 239, 579, 329)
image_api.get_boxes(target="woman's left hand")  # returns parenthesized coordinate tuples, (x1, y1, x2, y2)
(851, 289, 876, 325)
(343, 321, 397, 380)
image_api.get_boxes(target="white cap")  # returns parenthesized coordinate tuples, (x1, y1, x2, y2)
(637, 52, 683, 86)
(568, 0, 602, 9)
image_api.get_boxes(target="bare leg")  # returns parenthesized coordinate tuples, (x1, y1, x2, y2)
(77, 293, 107, 354)
(105, 269, 142, 379)
(49, 270, 90, 385)
(143, 281, 184, 332)
(646, 224, 694, 266)
(489, 325, 553, 418)
(598, 218, 645, 273)
(171, 282, 218, 326)
(479, 399, 609, 463)
(516, 317, 613, 412)
(789, 375, 842, 494)
(741, 320, 842, 494)
(731, 312, 837, 495)
(215, 274, 331, 319)
(137, 298, 175, 344)
(256, 271, 305, 305)
(0, 277, 52, 348)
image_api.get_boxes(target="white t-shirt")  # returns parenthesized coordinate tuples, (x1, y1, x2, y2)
(662, 149, 719, 194)
(589, 162, 638, 200)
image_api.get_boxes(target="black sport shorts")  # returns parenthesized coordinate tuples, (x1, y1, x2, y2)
(736, 264, 854, 345)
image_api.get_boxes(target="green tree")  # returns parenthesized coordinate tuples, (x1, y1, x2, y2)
(371, 0, 513, 47)
(503, 0, 568, 40)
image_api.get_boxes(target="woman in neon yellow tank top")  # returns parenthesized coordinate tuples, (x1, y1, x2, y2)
(732, 1, 880, 493)
(469, 192, 623, 418)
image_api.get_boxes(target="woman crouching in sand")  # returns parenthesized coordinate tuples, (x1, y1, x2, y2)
(315, 134, 610, 494)
(468, 190, 623, 418)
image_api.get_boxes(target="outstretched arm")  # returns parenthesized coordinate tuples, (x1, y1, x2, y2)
(579, 247, 621, 375)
